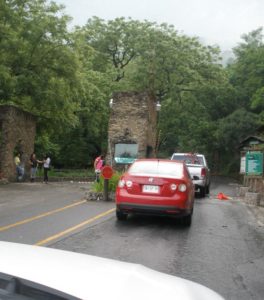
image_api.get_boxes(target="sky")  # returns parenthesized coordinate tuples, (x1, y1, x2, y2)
(56, 0, 264, 51)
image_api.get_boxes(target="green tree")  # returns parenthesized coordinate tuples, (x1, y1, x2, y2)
(82, 17, 237, 172)
(83, 17, 149, 82)
(0, 0, 79, 129)
(3, 3, 262, 173)
(0, 1, 112, 167)
(229, 27, 264, 111)
(213, 108, 261, 173)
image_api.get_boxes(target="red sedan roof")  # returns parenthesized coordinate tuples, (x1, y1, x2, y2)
(133, 158, 183, 163)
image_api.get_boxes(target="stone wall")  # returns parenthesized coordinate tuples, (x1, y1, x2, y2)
(0, 105, 36, 181)
(106, 91, 157, 168)
(239, 175, 264, 207)
(244, 176, 264, 194)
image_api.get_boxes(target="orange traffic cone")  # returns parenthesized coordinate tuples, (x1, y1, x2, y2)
(217, 192, 229, 200)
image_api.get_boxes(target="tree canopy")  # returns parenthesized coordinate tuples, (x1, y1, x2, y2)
(1, 0, 263, 173)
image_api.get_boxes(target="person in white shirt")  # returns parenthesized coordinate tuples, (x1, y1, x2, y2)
(43, 155, 51, 184)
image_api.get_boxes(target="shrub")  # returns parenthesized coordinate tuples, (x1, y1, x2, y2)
(92, 171, 122, 192)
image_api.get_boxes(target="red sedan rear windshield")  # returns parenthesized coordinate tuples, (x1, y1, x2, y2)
(128, 161, 183, 178)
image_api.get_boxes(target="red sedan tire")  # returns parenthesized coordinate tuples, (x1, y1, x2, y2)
(181, 209, 193, 226)
(116, 210, 128, 221)
(182, 214, 192, 226)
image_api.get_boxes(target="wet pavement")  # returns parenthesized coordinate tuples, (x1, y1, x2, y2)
(0, 177, 264, 299)
(0, 182, 114, 245)
(52, 178, 264, 300)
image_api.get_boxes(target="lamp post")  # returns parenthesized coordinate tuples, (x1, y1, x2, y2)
(155, 101, 161, 157)
(108, 98, 114, 166)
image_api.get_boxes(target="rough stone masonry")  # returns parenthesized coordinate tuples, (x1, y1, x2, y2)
(0, 105, 36, 181)
(106, 91, 157, 168)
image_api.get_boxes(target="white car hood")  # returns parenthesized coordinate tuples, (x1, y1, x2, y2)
(0, 242, 224, 300)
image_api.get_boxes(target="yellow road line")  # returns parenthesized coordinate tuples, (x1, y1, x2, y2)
(0, 200, 86, 232)
(35, 208, 115, 246)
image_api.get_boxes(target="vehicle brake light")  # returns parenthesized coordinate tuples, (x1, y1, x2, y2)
(126, 180, 133, 188)
(178, 184, 187, 192)
(170, 184, 177, 191)
(201, 168, 206, 178)
(118, 179, 125, 188)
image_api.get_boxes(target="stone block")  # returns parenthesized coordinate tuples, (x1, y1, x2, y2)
(85, 191, 115, 201)
(239, 186, 249, 197)
(245, 192, 260, 206)
(0, 178, 9, 185)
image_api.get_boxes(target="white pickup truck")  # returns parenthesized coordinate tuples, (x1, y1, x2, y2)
(171, 153, 210, 197)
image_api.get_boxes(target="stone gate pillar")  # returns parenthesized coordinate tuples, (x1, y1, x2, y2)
(106, 91, 157, 169)
(0, 105, 36, 181)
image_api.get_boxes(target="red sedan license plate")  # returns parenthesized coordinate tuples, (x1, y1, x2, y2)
(143, 185, 159, 193)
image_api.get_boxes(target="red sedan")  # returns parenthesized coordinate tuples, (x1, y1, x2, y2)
(116, 159, 195, 225)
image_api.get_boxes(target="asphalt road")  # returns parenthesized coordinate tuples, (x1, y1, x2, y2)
(0, 182, 114, 245)
(0, 177, 264, 300)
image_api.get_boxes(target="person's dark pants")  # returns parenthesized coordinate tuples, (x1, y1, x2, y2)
(16, 166, 24, 182)
(44, 167, 49, 183)
(95, 170, 101, 182)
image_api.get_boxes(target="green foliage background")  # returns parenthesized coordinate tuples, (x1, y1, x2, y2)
(1, 1, 263, 174)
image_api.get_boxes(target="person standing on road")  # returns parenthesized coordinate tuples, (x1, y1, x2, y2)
(43, 154, 51, 184)
(29, 153, 41, 182)
(14, 153, 24, 182)
(94, 155, 104, 182)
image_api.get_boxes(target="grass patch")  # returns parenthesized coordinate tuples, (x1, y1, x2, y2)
(92, 171, 122, 192)
(37, 168, 94, 178)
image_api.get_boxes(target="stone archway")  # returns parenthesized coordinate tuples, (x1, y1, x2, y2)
(0, 105, 36, 181)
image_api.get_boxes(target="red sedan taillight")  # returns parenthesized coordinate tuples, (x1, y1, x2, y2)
(118, 179, 125, 188)
(118, 179, 133, 188)
(170, 183, 187, 192)
(178, 184, 187, 192)
(170, 184, 177, 191)
(126, 180, 133, 188)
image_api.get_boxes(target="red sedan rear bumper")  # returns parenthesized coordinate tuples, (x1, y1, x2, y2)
(116, 203, 192, 217)
(116, 188, 193, 208)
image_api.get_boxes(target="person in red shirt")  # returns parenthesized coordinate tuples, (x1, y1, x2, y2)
(94, 155, 104, 182)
